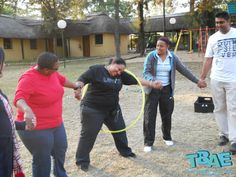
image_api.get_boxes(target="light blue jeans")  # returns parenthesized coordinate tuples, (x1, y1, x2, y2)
(18, 123, 68, 177)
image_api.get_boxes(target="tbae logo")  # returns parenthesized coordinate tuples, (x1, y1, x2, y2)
(185, 150, 235, 176)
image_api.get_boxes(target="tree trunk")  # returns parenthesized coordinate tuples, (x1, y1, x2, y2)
(137, 0, 145, 56)
(163, 0, 166, 36)
(190, 0, 195, 15)
(114, 0, 121, 59)
(53, 37, 57, 54)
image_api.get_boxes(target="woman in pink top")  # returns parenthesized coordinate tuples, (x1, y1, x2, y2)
(14, 52, 77, 177)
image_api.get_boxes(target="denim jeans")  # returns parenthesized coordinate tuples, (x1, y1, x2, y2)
(0, 137, 13, 177)
(18, 123, 68, 177)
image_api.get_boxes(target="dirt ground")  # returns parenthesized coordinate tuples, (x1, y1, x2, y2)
(2, 51, 236, 177)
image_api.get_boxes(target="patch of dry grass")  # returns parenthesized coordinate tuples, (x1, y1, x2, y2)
(1, 59, 236, 177)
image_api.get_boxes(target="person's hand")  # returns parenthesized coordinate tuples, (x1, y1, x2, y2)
(24, 108, 36, 130)
(74, 89, 82, 100)
(151, 80, 163, 90)
(197, 79, 207, 88)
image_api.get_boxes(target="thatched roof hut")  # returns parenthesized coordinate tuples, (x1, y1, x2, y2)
(64, 13, 132, 38)
(0, 15, 48, 38)
(64, 20, 90, 37)
(0, 13, 191, 38)
(86, 13, 132, 34)
(0, 13, 132, 39)
(120, 13, 190, 33)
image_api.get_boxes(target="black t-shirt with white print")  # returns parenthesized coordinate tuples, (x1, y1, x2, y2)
(78, 65, 137, 111)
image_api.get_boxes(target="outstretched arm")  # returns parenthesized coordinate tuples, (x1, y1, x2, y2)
(121, 71, 163, 89)
(140, 79, 163, 89)
(64, 79, 78, 89)
(175, 55, 207, 88)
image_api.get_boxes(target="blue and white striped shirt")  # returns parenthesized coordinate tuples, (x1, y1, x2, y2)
(155, 53, 171, 86)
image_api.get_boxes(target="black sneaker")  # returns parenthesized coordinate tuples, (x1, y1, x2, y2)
(76, 163, 89, 172)
(80, 164, 89, 172)
(128, 152, 136, 158)
(120, 152, 136, 158)
(230, 143, 236, 155)
(218, 136, 229, 146)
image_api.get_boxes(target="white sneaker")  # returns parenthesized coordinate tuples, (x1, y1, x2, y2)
(144, 146, 152, 152)
(164, 140, 174, 146)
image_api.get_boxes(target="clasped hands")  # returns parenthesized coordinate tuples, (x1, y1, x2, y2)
(197, 79, 207, 88)
(74, 89, 82, 100)
(149, 80, 163, 90)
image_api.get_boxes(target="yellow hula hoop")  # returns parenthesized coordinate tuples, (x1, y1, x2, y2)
(81, 69, 145, 134)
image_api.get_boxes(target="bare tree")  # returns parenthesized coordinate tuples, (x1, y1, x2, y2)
(137, 0, 145, 56)
(190, 0, 195, 14)
(114, 0, 121, 59)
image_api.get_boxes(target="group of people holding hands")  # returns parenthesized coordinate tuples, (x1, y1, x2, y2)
(1, 10, 236, 177)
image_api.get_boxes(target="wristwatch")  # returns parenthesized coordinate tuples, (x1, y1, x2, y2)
(74, 82, 83, 90)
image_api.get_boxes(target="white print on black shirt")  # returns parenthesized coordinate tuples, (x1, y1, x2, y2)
(103, 77, 122, 84)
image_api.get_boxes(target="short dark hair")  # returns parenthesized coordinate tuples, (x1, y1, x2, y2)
(37, 52, 59, 69)
(158, 36, 171, 46)
(108, 57, 126, 66)
(215, 11, 230, 21)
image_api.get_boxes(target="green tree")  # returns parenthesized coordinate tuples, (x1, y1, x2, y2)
(83, 0, 135, 18)
(183, 0, 230, 28)
(132, 0, 177, 56)
(28, 0, 65, 52)
(0, 0, 19, 15)
(152, 0, 176, 14)
(26, 0, 84, 53)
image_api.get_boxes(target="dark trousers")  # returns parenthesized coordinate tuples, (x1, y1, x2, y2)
(18, 123, 68, 177)
(0, 137, 13, 177)
(76, 105, 132, 166)
(143, 85, 174, 146)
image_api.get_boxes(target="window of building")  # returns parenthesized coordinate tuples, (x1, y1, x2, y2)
(3, 38, 12, 49)
(95, 34, 103, 44)
(30, 39, 37, 49)
(57, 38, 62, 47)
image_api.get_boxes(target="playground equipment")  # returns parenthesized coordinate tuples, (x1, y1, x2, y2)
(174, 27, 216, 55)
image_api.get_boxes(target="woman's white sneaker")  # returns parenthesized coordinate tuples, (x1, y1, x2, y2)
(144, 146, 152, 152)
(164, 140, 174, 146)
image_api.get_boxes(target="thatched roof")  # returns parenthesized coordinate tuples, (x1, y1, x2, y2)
(86, 13, 132, 34)
(64, 13, 132, 38)
(0, 13, 132, 39)
(0, 15, 48, 38)
(145, 13, 190, 32)
(0, 13, 190, 39)
(64, 20, 90, 38)
(120, 13, 190, 33)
